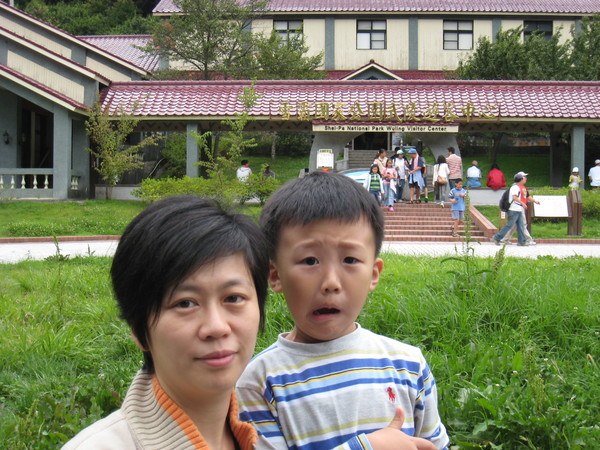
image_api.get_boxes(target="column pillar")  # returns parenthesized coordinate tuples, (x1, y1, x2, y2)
(571, 125, 585, 189)
(186, 122, 199, 177)
(52, 108, 71, 199)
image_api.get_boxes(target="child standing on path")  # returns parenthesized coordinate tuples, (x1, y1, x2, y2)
(237, 172, 448, 450)
(569, 167, 582, 190)
(449, 179, 467, 237)
(382, 158, 397, 211)
(364, 164, 384, 206)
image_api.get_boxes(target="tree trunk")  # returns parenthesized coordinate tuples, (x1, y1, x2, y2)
(271, 131, 277, 161)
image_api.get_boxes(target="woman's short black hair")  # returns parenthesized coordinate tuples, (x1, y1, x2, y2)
(110, 195, 269, 373)
(260, 171, 384, 260)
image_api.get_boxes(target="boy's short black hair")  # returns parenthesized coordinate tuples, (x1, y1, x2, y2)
(260, 171, 384, 259)
(111, 195, 269, 373)
(455, 178, 463, 184)
(241, 159, 249, 165)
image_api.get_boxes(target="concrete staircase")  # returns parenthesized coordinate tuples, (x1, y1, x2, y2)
(383, 202, 489, 242)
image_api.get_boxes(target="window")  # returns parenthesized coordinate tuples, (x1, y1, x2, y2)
(357, 20, 386, 50)
(443, 20, 473, 50)
(524, 21, 552, 40)
(274, 20, 303, 42)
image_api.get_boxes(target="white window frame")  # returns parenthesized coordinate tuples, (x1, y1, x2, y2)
(274, 20, 303, 42)
(443, 20, 473, 50)
(357, 20, 387, 50)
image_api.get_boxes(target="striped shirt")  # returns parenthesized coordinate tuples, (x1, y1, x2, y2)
(237, 326, 449, 450)
(446, 154, 463, 180)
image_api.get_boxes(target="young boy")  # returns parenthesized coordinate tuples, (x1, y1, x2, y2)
(237, 172, 448, 449)
(449, 178, 466, 237)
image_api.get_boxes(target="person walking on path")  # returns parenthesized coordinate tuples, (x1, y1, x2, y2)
(373, 149, 388, 174)
(499, 182, 539, 245)
(486, 163, 506, 191)
(445, 147, 463, 190)
(589, 159, 600, 189)
(432, 155, 449, 207)
(364, 164, 384, 206)
(491, 172, 534, 246)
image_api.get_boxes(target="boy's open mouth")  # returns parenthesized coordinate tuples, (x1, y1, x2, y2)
(313, 307, 340, 315)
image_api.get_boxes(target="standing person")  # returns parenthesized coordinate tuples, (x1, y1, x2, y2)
(406, 148, 425, 204)
(393, 148, 408, 202)
(448, 178, 467, 237)
(262, 164, 276, 179)
(486, 163, 506, 191)
(236, 159, 252, 182)
(63, 196, 270, 450)
(491, 172, 532, 246)
(421, 157, 429, 203)
(364, 164, 384, 206)
(373, 149, 388, 174)
(382, 158, 398, 211)
(433, 155, 450, 207)
(568, 167, 582, 190)
(237, 172, 449, 449)
(588, 159, 600, 189)
(465, 161, 482, 188)
(445, 147, 463, 190)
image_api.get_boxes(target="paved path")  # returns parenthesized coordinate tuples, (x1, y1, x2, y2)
(1, 238, 599, 264)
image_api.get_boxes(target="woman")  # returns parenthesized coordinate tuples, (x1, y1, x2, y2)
(373, 149, 388, 174)
(63, 196, 270, 449)
(486, 163, 506, 191)
(432, 155, 450, 207)
(363, 164, 384, 206)
(381, 158, 398, 211)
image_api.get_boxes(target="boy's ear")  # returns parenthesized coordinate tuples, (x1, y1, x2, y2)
(268, 260, 284, 293)
(369, 257, 384, 292)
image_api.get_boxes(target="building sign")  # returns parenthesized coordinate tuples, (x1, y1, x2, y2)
(275, 100, 500, 123)
(312, 124, 459, 132)
(316, 149, 335, 169)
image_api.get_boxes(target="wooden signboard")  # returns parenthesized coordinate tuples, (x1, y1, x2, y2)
(532, 195, 570, 218)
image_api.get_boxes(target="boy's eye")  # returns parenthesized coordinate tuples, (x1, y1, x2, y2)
(343, 256, 359, 264)
(302, 257, 319, 266)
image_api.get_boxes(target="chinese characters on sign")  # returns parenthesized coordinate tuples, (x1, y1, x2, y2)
(276, 100, 500, 123)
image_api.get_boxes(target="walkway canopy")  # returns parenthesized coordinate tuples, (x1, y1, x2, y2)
(101, 79, 600, 175)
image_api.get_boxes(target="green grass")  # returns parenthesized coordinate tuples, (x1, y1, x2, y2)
(0, 200, 146, 238)
(242, 155, 308, 182)
(1, 251, 598, 448)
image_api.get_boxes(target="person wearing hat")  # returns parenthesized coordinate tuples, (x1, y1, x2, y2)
(569, 167, 582, 190)
(406, 148, 425, 203)
(491, 172, 538, 246)
(393, 148, 408, 202)
(588, 159, 600, 189)
(262, 164, 275, 179)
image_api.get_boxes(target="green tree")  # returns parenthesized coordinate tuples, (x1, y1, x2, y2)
(86, 100, 161, 199)
(456, 27, 571, 81)
(145, 0, 324, 80)
(570, 14, 600, 80)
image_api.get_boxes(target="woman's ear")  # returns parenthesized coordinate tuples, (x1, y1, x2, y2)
(131, 330, 148, 352)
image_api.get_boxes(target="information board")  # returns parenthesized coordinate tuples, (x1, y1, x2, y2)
(532, 195, 569, 218)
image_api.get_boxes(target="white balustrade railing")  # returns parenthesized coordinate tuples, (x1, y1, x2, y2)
(0, 170, 81, 193)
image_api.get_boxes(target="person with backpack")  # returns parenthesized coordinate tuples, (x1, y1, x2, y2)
(499, 184, 539, 245)
(492, 172, 538, 246)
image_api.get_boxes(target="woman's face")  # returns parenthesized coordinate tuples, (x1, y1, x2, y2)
(142, 253, 260, 406)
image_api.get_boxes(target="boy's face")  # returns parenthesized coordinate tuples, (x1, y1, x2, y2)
(269, 218, 383, 344)
(455, 181, 464, 190)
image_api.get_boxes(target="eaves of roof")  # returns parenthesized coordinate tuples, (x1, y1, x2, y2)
(1, 27, 111, 84)
(99, 79, 600, 122)
(0, 63, 89, 113)
(0, 1, 151, 77)
(153, 0, 600, 15)
(78, 35, 160, 73)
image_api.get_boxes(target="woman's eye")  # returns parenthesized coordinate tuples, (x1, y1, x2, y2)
(175, 299, 195, 309)
(302, 257, 319, 266)
(344, 256, 359, 264)
(224, 295, 244, 304)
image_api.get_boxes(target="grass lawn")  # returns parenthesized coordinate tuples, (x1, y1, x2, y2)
(1, 252, 598, 448)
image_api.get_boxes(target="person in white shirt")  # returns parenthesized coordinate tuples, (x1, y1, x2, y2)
(393, 148, 408, 201)
(236, 160, 252, 182)
(588, 159, 600, 189)
(465, 161, 482, 188)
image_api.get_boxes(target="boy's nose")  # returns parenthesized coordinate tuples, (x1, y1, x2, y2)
(321, 266, 342, 293)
